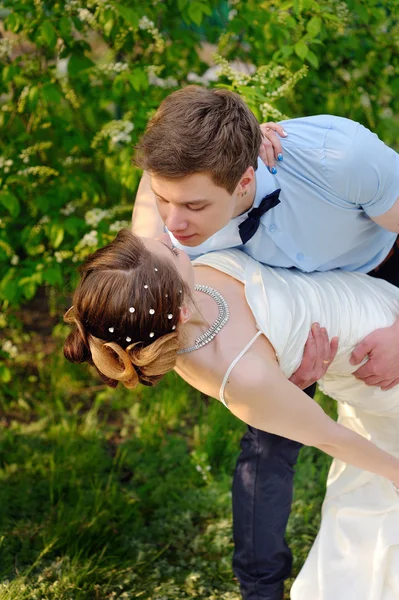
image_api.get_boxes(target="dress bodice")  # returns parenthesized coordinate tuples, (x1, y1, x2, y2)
(194, 249, 399, 413)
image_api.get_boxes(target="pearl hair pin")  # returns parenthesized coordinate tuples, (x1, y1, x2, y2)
(149, 308, 155, 315)
(144, 285, 148, 289)
(129, 307, 135, 313)
(149, 332, 154, 338)
(108, 327, 114, 333)
(168, 314, 173, 320)
(126, 337, 131, 343)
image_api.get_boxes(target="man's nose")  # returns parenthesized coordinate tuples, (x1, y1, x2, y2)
(165, 207, 187, 232)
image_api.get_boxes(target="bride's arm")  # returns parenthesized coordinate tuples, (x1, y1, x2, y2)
(225, 349, 399, 486)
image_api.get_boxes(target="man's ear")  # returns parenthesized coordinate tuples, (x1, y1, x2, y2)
(179, 304, 191, 324)
(236, 166, 255, 196)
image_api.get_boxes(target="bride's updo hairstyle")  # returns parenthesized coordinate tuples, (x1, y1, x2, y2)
(63, 229, 190, 389)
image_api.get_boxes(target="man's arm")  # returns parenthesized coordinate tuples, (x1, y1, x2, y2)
(131, 171, 165, 237)
(372, 198, 399, 233)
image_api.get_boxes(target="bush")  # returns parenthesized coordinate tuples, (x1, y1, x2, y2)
(0, 0, 397, 366)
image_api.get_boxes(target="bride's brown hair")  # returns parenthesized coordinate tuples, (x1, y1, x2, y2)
(63, 230, 190, 389)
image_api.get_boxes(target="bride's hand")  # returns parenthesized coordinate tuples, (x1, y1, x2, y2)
(259, 122, 287, 170)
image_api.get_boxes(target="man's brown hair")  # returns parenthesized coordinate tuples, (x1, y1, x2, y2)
(135, 85, 262, 194)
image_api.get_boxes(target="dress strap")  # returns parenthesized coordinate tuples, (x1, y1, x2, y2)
(219, 331, 263, 408)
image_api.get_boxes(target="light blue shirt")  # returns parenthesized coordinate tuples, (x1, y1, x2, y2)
(169, 115, 399, 273)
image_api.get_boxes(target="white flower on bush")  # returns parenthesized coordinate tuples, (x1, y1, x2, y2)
(60, 202, 76, 216)
(54, 250, 73, 263)
(91, 120, 134, 148)
(2, 340, 18, 359)
(148, 73, 178, 89)
(138, 15, 165, 53)
(0, 157, 13, 170)
(78, 8, 97, 27)
(76, 230, 98, 250)
(139, 16, 154, 30)
(109, 220, 130, 233)
(0, 38, 14, 61)
(85, 208, 110, 227)
(10, 255, 19, 266)
(98, 62, 129, 74)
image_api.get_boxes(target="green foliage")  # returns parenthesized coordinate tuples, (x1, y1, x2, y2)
(0, 337, 334, 598)
(221, 0, 398, 139)
(0, 0, 397, 318)
(0, 2, 397, 595)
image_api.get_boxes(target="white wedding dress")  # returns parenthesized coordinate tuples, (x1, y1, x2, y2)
(194, 249, 399, 600)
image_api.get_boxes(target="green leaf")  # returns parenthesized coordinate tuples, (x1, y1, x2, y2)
(64, 217, 86, 236)
(41, 83, 62, 104)
(0, 191, 20, 218)
(187, 3, 205, 26)
(39, 21, 57, 49)
(0, 269, 18, 304)
(112, 4, 139, 28)
(58, 16, 72, 39)
(306, 49, 319, 69)
(294, 39, 308, 60)
(68, 54, 94, 77)
(178, 0, 189, 9)
(18, 274, 42, 300)
(129, 68, 148, 92)
(43, 264, 63, 286)
(307, 16, 322, 38)
(0, 364, 11, 383)
(49, 224, 65, 249)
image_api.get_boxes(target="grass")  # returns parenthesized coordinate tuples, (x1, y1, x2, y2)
(0, 319, 336, 599)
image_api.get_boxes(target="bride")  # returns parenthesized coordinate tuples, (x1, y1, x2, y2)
(64, 229, 399, 599)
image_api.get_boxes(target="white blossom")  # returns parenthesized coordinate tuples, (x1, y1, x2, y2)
(60, 202, 76, 216)
(91, 119, 135, 148)
(2, 340, 18, 359)
(76, 230, 98, 249)
(109, 220, 130, 233)
(85, 208, 110, 227)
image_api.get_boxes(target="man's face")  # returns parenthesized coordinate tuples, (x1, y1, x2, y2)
(150, 172, 241, 247)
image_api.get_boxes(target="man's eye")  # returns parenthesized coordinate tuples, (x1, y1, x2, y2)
(187, 205, 206, 212)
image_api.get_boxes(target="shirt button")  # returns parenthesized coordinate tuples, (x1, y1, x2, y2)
(297, 252, 304, 261)
(269, 224, 277, 232)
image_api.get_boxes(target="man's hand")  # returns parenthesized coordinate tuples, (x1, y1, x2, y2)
(350, 318, 399, 390)
(259, 122, 288, 170)
(289, 323, 339, 390)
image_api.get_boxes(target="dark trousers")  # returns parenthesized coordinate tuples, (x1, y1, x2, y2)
(232, 239, 399, 600)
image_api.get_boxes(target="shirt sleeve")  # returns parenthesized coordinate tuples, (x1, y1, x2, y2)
(325, 119, 399, 217)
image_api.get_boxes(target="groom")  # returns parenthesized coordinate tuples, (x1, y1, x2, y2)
(131, 85, 399, 600)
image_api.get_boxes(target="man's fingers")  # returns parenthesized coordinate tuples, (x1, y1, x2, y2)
(330, 336, 339, 363)
(300, 330, 317, 369)
(350, 335, 374, 365)
(381, 378, 399, 391)
(356, 374, 385, 387)
(321, 327, 330, 361)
